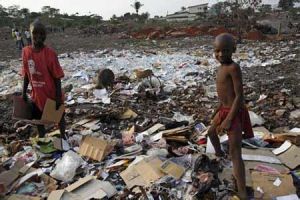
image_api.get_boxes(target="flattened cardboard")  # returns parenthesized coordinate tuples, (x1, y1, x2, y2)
(120, 165, 146, 189)
(120, 157, 165, 189)
(244, 161, 289, 174)
(13, 96, 32, 120)
(66, 177, 106, 199)
(41, 99, 65, 123)
(0, 160, 25, 189)
(135, 157, 164, 183)
(140, 124, 165, 135)
(278, 145, 300, 169)
(242, 148, 281, 164)
(48, 176, 116, 200)
(8, 194, 41, 200)
(160, 160, 185, 180)
(47, 189, 65, 200)
(251, 172, 296, 199)
(79, 136, 113, 161)
(13, 96, 65, 125)
(276, 194, 299, 200)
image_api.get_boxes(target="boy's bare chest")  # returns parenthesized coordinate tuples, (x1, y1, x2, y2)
(216, 68, 230, 85)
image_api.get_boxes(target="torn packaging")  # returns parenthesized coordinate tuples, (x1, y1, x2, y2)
(79, 136, 114, 161)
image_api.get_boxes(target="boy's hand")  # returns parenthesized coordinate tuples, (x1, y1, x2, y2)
(56, 98, 62, 110)
(219, 118, 231, 133)
(22, 94, 28, 102)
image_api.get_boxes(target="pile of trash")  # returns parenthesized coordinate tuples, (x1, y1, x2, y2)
(0, 38, 299, 199)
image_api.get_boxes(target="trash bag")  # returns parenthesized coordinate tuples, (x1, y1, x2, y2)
(50, 150, 83, 182)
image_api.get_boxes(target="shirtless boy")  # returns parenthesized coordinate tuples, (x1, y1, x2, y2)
(208, 33, 254, 199)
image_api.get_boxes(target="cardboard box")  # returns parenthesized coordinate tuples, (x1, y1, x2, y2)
(79, 136, 114, 161)
(48, 176, 116, 200)
(278, 145, 300, 169)
(120, 157, 165, 189)
(160, 160, 185, 180)
(251, 172, 296, 199)
(13, 96, 65, 125)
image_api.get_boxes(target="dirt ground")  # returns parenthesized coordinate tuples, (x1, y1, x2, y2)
(0, 28, 210, 62)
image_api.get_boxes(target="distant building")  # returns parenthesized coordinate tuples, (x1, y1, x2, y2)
(188, 3, 209, 14)
(165, 3, 208, 22)
(165, 11, 198, 22)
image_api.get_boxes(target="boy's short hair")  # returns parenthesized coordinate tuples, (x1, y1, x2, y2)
(215, 33, 236, 52)
(30, 20, 47, 42)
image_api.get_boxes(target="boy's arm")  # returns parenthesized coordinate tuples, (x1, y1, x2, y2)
(22, 74, 29, 101)
(211, 103, 222, 118)
(54, 78, 62, 110)
(220, 65, 244, 131)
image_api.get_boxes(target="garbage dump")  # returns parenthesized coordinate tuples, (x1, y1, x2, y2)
(0, 36, 299, 200)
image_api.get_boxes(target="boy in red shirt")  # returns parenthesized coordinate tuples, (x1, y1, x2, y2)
(22, 21, 66, 139)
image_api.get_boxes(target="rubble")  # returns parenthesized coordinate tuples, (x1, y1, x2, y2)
(131, 26, 271, 41)
(0, 35, 299, 199)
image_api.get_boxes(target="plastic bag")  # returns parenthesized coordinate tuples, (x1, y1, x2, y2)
(249, 111, 265, 126)
(50, 150, 83, 182)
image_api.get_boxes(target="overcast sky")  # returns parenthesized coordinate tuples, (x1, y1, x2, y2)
(0, 0, 279, 19)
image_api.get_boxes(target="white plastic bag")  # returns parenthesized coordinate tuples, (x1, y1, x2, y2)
(50, 150, 83, 182)
(249, 111, 265, 126)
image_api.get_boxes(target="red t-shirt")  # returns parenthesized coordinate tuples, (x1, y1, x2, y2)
(22, 46, 65, 111)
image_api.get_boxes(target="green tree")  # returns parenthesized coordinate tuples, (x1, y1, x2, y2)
(49, 7, 60, 17)
(225, 0, 262, 41)
(20, 8, 30, 26)
(41, 6, 51, 14)
(111, 14, 117, 20)
(7, 5, 20, 17)
(139, 12, 149, 21)
(20, 8, 29, 18)
(0, 4, 8, 16)
(41, 6, 59, 18)
(0, 4, 8, 26)
(278, 0, 300, 10)
(210, 1, 233, 16)
(131, 1, 144, 15)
